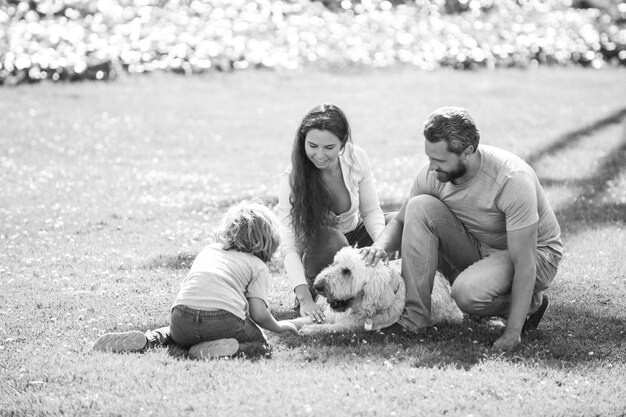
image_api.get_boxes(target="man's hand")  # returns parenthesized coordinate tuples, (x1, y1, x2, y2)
(359, 245, 389, 267)
(493, 331, 521, 351)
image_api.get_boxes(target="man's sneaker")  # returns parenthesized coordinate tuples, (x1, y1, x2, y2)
(93, 331, 148, 353)
(188, 338, 239, 360)
(523, 295, 550, 332)
(377, 322, 429, 336)
(378, 322, 407, 335)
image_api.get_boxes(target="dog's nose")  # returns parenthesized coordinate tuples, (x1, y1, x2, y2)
(313, 279, 325, 294)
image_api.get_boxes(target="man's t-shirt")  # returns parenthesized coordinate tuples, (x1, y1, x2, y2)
(411, 144, 562, 255)
(171, 243, 270, 320)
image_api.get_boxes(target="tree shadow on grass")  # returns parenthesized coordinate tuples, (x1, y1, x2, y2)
(280, 322, 492, 370)
(521, 303, 626, 365)
(525, 107, 626, 168)
(529, 106, 626, 235)
(283, 301, 625, 370)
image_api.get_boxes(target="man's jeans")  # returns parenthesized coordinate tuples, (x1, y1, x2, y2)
(398, 195, 561, 332)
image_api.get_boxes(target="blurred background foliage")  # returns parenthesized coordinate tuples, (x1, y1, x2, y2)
(1, 0, 624, 85)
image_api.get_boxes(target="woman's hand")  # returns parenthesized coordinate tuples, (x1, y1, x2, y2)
(299, 298, 325, 323)
(359, 245, 389, 267)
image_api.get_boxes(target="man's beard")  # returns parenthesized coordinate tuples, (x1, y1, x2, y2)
(435, 160, 466, 183)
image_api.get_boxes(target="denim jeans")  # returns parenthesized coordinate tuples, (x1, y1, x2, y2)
(146, 305, 267, 349)
(398, 195, 561, 332)
(302, 213, 396, 294)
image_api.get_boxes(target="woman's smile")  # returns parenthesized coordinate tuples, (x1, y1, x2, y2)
(305, 129, 343, 170)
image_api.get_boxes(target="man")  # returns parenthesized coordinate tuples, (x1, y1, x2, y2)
(361, 107, 562, 350)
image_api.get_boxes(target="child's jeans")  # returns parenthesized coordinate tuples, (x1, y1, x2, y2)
(145, 305, 267, 349)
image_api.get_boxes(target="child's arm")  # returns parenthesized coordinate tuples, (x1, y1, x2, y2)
(248, 297, 298, 335)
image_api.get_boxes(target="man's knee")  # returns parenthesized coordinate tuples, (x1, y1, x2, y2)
(405, 195, 447, 220)
(450, 280, 481, 313)
(450, 263, 495, 313)
(451, 252, 514, 314)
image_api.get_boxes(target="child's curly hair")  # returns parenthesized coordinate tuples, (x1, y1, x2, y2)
(215, 199, 281, 263)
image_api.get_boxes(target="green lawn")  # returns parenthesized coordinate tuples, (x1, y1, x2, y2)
(1, 67, 625, 417)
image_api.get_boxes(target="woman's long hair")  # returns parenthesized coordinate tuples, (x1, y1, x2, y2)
(289, 103, 352, 249)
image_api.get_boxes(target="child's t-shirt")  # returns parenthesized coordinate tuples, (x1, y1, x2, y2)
(171, 243, 270, 320)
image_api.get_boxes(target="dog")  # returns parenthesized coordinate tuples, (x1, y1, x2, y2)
(292, 247, 463, 335)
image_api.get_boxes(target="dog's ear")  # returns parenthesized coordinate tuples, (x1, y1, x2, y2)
(361, 265, 396, 316)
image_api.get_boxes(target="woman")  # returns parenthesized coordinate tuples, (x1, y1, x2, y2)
(278, 103, 392, 323)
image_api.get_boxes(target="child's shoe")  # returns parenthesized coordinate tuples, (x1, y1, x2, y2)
(188, 338, 239, 360)
(93, 331, 148, 353)
(238, 341, 271, 359)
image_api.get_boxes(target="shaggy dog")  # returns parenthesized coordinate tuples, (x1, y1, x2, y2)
(293, 247, 463, 335)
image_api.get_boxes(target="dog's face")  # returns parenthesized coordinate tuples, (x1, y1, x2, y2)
(313, 247, 389, 312)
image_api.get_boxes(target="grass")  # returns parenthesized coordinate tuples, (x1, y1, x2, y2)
(1, 67, 625, 417)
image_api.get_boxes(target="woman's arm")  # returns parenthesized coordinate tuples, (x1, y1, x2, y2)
(355, 148, 385, 239)
(360, 196, 408, 266)
(277, 173, 307, 288)
(284, 253, 325, 322)
(278, 172, 326, 322)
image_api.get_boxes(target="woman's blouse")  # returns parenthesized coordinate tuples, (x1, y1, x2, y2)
(278, 143, 385, 289)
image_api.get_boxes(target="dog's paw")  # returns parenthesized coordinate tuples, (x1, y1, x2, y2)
(299, 324, 334, 336)
(289, 317, 313, 330)
(299, 325, 317, 336)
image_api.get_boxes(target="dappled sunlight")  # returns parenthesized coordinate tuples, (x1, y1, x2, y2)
(2, 0, 624, 85)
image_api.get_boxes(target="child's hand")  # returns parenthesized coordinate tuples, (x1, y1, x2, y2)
(278, 320, 299, 335)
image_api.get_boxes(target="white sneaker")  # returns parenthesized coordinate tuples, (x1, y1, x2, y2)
(188, 338, 239, 360)
(93, 331, 148, 353)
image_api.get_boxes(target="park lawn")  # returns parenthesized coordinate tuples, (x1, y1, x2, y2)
(0, 67, 625, 416)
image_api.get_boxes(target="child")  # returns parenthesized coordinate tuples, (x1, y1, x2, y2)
(93, 200, 298, 359)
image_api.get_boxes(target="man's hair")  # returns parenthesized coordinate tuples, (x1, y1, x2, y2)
(216, 199, 281, 263)
(423, 107, 480, 155)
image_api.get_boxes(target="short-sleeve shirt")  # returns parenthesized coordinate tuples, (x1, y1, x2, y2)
(411, 145, 562, 255)
(171, 243, 270, 320)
